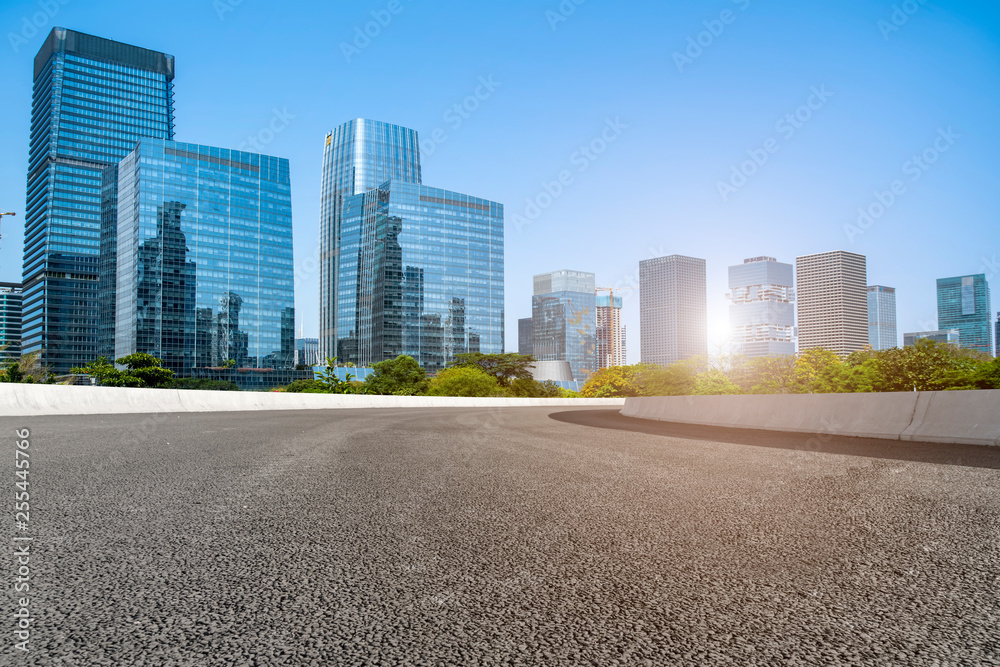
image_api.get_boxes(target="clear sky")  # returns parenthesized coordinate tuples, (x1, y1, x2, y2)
(1, 0, 997, 361)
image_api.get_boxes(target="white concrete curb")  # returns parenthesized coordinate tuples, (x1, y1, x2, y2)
(620, 391, 1000, 447)
(0, 383, 625, 417)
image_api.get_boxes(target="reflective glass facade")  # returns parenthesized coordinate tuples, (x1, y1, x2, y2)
(640, 255, 707, 366)
(112, 140, 294, 376)
(903, 330, 959, 347)
(728, 256, 795, 358)
(937, 274, 992, 356)
(532, 270, 596, 381)
(0, 283, 23, 361)
(22, 28, 175, 373)
(867, 285, 897, 350)
(319, 119, 422, 360)
(518, 317, 533, 356)
(335, 180, 503, 371)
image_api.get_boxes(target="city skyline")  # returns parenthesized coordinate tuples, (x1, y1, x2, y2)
(1, 2, 998, 365)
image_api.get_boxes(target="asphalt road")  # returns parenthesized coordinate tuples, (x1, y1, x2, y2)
(4, 407, 1000, 666)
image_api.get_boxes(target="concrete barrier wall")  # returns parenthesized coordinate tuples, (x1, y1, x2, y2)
(621, 391, 1000, 447)
(0, 383, 625, 417)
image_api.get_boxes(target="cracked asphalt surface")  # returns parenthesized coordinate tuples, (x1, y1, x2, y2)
(4, 407, 1000, 666)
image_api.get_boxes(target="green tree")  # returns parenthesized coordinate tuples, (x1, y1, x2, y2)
(580, 364, 648, 398)
(638, 361, 698, 396)
(316, 357, 361, 394)
(448, 353, 536, 386)
(693, 369, 742, 395)
(1, 350, 51, 384)
(792, 348, 849, 393)
(363, 355, 429, 395)
(71, 354, 175, 388)
(425, 366, 503, 397)
(166, 378, 240, 391)
(506, 377, 563, 398)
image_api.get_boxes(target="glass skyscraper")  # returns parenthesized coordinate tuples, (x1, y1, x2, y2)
(111, 139, 294, 376)
(532, 270, 596, 382)
(867, 285, 897, 350)
(937, 274, 992, 356)
(23, 28, 175, 373)
(0, 283, 23, 362)
(319, 119, 422, 361)
(335, 180, 504, 371)
(727, 256, 795, 358)
(639, 255, 707, 366)
(518, 317, 533, 356)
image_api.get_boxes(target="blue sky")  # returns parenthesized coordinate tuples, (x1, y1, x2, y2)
(1, 0, 997, 361)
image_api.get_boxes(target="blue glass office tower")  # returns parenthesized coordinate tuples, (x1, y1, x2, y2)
(112, 139, 294, 376)
(532, 270, 596, 381)
(336, 180, 504, 371)
(727, 256, 795, 357)
(937, 274, 992, 356)
(0, 283, 23, 362)
(22, 28, 175, 373)
(867, 285, 897, 350)
(319, 119, 422, 360)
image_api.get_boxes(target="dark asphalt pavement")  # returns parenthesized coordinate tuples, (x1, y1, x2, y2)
(4, 407, 1000, 666)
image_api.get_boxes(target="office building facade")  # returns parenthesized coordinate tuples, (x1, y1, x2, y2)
(596, 294, 626, 369)
(22, 28, 175, 373)
(867, 285, 897, 350)
(531, 270, 596, 381)
(518, 317, 533, 356)
(639, 255, 707, 366)
(111, 139, 294, 376)
(295, 338, 320, 367)
(727, 256, 795, 358)
(319, 119, 422, 361)
(937, 274, 992, 356)
(334, 180, 503, 371)
(795, 251, 868, 356)
(903, 330, 959, 347)
(0, 283, 23, 362)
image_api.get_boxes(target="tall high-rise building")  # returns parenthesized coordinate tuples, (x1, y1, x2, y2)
(867, 285, 897, 350)
(0, 283, 23, 362)
(532, 270, 596, 381)
(937, 274, 992, 356)
(319, 119, 422, 361)
(727, 256, 795, 358)
(795, 251, 868, 356)
(295, 338, 320, 367)
(596, 294, 626, 369)
(334, 180, 503, 371)
(639, 255, 707, 366)
(995, 313, 999, 358)
(22, 28, 175, 373)
(518, 317, 533, 356)
(112, 139, 294, 377)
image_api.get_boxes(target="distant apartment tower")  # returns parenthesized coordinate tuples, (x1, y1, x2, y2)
(937, 274, 992, 356)
(996, 313, 999, 358)
(904, 330, 959, 347)
(596, 294, 626, 368)
(867, 285, 897, 350)
(518, 317, 533, 356)
(112, 140, 295, 376)
(727, 256, 795, 358)
(532, 270, 596, 381)
(0, 283, 23, 362)
(639, 255, 707, 366)
(295, 338, 320, 367)
(795, 251, 868, 356)
(22, 28, 175, 373)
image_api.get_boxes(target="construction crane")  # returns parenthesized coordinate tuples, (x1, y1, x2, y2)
(594, 286, 634, 368)
(0, 210, 14, 243)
